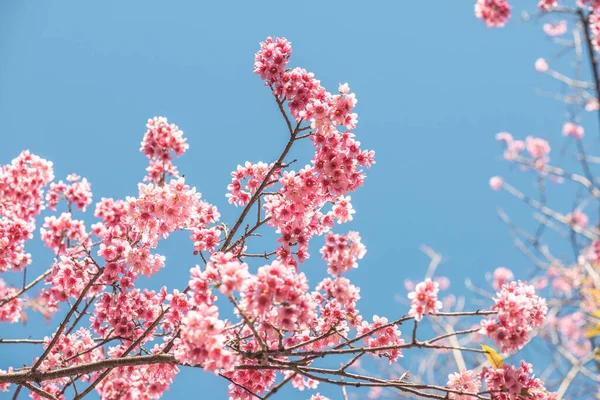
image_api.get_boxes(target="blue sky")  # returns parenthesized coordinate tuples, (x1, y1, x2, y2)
(0, 1, 593, 399)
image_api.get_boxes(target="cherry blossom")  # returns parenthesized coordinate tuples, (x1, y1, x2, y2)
(447, 370, 481, 400)
(408, 278, 443, 321)
(480, 281, 547, 353)
(475, 0, 511, 27)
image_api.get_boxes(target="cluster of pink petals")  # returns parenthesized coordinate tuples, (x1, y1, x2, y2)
(253, 36, 292, 84)
(320, 231, 366, 276)
(125, 177, 203, 248)
(447, 370, 482, 400)
(37, 328, 104, 374)
(40, 212, 89, 255)
(492, 267, 514, 290)
(408, 278, 443, 321)
(591, 12, 600, 53)
(475, 0, 511, 28)
(543, 20, 567, 36)
(482, 361, 555, 399)
(97, 348, 179, 400)
(480, 281, 547, 353)
(0, 217, 34, 272)
(357, 315, 404, 363)
(0, 278, 22, 323)
(546, 264, 580, 297)
(315, 276, 360, 312)
(173, 304, 239, 372)
(0, 150, 54, 222)
(310, 395, 331, 400)
(40, 256, 100, 313)
(91, 287, 165, 340)
(538, 0, 557, 10)
(225, 361, 277, 400)
(207, 252, 249, 296)
(254, 38, 373, 263)
(552, 312, 592, 357)
(140, 117, 188, 183)
(566, 209, 588, 229)
(0, 151, 54, 272)
(489, 176, 504, 191)
(496, 132, 524, 161)
(535, 58, 549, 73)
(563, 122, 584, 141)
(46, 174, 92, 211)
(525, 136, 551, 163)
(241, 259, 317, 332)
(227, 161, 278, 206)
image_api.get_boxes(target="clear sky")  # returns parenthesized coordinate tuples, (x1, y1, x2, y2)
(0, 1, 590, 399)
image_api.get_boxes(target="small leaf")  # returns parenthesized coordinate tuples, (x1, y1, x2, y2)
(481, 345, 504, 368)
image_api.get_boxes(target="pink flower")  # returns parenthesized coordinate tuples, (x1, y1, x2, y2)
(357, 315, 405, 363)
(480, 281, 547, 353)
(140, 117, 188, 184)
(408, 278, 443, 321)
(567, 209, 588, 229)
(475, 0, 511, 28)
(562, 122, 584, 140)
(447, 370, 481, 400)
(535, 58, 548, 72)
(482, 361, 554, 399)
(543, 20, 567, 36)
(310, 395, 331, 400)
(538, 0, 557, 11)
(525, 136, 551, 165)
(492, 267, 514, 290)
(46, 174, 92, 212)
(338, 83, 350, 95)
(489, 176, 504, 191)
(0, 279, 23, 323)
(320, 231, 366, 276)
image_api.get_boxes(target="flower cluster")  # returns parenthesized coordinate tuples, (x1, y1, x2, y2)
(563, 122, 584, 141)
(0, 278, 22, 323)
(253, 36, 292, 84)
(227, 161, 278, 206)
(91, 288, 165, 340)
(40, 256, 100, 313)
(475, 0, 511, 28)
(566, 209, 588, 229)
(0, 151, 53, 272)
(543, 20, 567, 36)
(254, 38, 374, 263)
(480, 281, 547, 353)
(140, 117, 189, 183)
(125, 177, 202, 248)
(241, 259, 316, 332)
(0, 217, 34, 272)
(37, 328, 104, 373)
(492, 267, 514, 291)
(447, 370, 481, 400)
(0, 150, 54, 222)
(320, 231, 366, 276)
(40, 213, 89, 255)
(357, 315, 405, 363)
(591, 12, 600, 53)
(408, 278, 443, 321)
(173, 304, 238, 371)
(46, 173, 93, 211)
(495, 132, 524, 161)
(97, 346, 179, 400)
(538, 0, 557, 11)
(481, 361, 554, 399)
